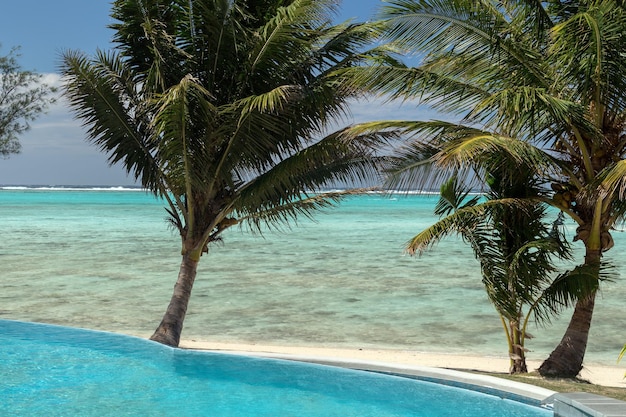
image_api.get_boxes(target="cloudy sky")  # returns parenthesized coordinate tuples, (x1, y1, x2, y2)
(0, 1, 430, 186)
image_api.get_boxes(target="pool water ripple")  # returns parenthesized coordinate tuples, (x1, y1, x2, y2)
(0, 320, 551, 417)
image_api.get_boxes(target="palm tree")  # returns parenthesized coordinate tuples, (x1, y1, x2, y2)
(61, 0, 390, 347)
(395, 144, 571, 373)
(357, 0, 626, 377)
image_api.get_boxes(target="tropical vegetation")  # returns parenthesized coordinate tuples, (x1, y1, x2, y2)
(61, 0, 390, 347)
(411, 167, 571, 373)
(353, 0, 626, 377)
(0, 46, 56, 157)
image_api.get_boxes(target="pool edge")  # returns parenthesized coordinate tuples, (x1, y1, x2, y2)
(197, 349, 556, 406)
(210, 350, 626, 416)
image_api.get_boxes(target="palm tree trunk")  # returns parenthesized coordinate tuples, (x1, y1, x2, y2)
(150, 252, 199, 347)
(510, 324, 528, 374)
(511, 353, 527, 374)
(538, 241, 601, 378)
(537, 292, 595, 377)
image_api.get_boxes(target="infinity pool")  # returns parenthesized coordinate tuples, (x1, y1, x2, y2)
(0, 320, 551, 416)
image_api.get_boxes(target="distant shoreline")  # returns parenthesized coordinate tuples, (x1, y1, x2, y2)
(0, 184, 448, 194)
(0, 185, 143, 191)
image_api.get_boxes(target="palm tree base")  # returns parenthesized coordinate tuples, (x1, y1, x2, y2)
(150, 328, 180, 348)
(538, 348, 583, 378)
(510, 360, 528, 374)
(537, 295, 595, 378)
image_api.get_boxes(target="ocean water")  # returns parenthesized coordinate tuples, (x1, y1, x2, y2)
(1, 187, 625, 367)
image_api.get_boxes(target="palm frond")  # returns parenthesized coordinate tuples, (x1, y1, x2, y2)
(385, 140, 457, 192)
(237, 84, 304, 115)
(380, 0, 550, 88)
(237, 189, 372, 233)
(382, 120, 560, 192)
(435, 176, 480, 217)
(341, 64, 489, 115)
(151, 74, 219, 195)
(532, 262, 617, 323)
(437, 131, 561, 182)
(406, 201, 490, 255)
(404, 217, 460, 256)
(312, 21, 386, 71)
(470, 86, 596, 141)
(600, 159, 626, 200)
(248, 0, 335, 77)
(60, 49, 165, 193)
(551, 3, 626, 115)
(380, 120, 479, 191)
(499, 0, 554, 43)
(234, 125, 392, 226)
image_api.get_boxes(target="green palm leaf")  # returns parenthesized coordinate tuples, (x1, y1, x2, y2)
(533, 262, 617, 324)
(374, 0, 626, 376)
(61, 50, 164, 192)
(62, 0, 398, 347)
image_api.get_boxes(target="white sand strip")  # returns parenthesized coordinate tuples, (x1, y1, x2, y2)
(180, 340, 626, 389)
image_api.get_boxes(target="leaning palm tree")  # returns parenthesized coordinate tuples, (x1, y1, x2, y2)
(357, 0, 626, 378)
(61, 0, 390, 347)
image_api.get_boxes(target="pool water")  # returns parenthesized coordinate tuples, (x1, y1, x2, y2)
(0, 320, 551, 417)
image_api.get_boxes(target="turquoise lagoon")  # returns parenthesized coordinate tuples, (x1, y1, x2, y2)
(0, 187, 625, 365)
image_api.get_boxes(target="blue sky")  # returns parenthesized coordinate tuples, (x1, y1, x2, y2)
(0, 0, 423, 186)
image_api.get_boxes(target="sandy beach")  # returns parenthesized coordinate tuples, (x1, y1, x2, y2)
(181, 340, 626, 388)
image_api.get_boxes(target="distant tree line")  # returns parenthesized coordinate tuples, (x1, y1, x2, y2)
(0, 46, 56, 157)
